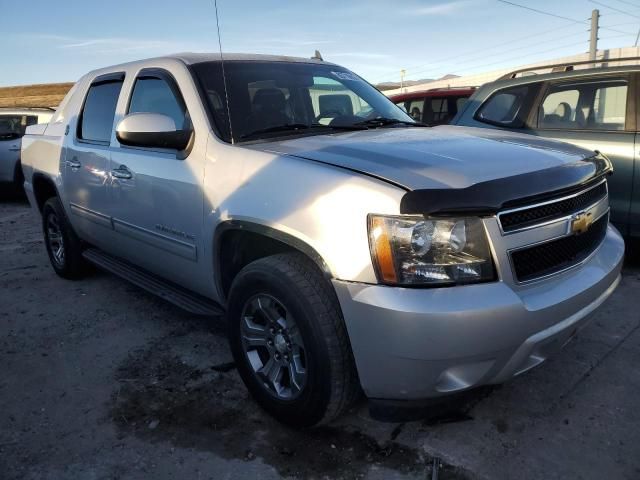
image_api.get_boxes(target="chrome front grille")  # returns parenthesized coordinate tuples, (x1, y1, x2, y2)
(510, 212, 609, 282)
(498, 179, 608, 234)
(494, 178, 610, 284)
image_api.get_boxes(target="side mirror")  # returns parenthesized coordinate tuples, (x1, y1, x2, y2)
(116, 113, 192, 150)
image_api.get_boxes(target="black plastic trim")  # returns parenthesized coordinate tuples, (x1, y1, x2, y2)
(122, 68, 195, 157)
(400, 153, 612, 215)
(116, 129, 192, 150)
(76, 72, 126, 143)
(213, 220, 332, 301)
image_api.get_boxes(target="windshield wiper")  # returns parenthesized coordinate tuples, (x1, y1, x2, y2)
(241, 123, 311, 139)
(240, 123, 367, 140)
(353, 117, 427, 128)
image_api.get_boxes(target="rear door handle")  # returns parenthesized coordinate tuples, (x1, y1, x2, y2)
(111, 165, 132, 180)
(66, 158, 81, 169)
(8, 147, 20, 152)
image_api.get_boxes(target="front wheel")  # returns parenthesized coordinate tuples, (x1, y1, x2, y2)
(42, 197, 88, 279)
(227, 252, 360, 427)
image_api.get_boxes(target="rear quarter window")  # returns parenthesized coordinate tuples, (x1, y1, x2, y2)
(475, 84, 536, 128)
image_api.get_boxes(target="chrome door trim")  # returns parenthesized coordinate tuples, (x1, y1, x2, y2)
(112, 217, 197, 261)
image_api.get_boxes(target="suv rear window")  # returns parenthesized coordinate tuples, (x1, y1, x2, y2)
(476, 85, 532, 127)
(78, 79, 124, 143)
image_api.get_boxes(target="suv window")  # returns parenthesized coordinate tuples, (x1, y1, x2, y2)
(538, 79, 627, 131)
(405, 99, 424, 122)
(428, 97, 449, 124)
(78, 80, 124, 143)
(476, 85, 531, 127)
(128, 76, 187, 130)
(0, 115, 38, 140)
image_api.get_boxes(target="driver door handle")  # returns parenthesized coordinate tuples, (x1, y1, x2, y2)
(66, 158, 81, 169)
(111, 165, 132, 180)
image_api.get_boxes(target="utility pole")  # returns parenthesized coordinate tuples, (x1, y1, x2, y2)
(400, 69, 406, 92)
(589, 9, 599, 64)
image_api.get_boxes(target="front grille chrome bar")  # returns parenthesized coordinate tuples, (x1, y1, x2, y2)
(497, 178, 608, 235)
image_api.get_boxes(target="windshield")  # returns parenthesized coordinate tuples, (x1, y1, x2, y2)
(0, 114, 38, 141)
(191, 61, 414, 142)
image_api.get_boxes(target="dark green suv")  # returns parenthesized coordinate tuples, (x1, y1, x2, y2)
(453, 58, 640, 237)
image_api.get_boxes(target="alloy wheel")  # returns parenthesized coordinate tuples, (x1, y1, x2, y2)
(240, 293, 307, 400)
(46, 212, 65, 267)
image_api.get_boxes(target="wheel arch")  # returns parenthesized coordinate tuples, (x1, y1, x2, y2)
(213, 220, 332, 301)
(31, 173, 60, 213)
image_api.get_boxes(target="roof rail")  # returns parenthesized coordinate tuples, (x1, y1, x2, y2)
(425, 86, 478, 91)
(498, 56, 640, 80)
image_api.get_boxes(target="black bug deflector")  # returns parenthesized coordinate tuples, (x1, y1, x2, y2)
(400, 153, 612, 216)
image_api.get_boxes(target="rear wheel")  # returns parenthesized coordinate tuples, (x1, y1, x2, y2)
(13, 161, 24, 189)
(227, 252, 360, 427)
(42, 197, 87, 279)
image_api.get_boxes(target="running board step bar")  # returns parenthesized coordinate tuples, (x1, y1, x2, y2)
(82, 248, 224, 316)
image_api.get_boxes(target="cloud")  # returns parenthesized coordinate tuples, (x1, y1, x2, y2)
(409, 1, 471, 15)
(329, 52, 391, 59)
(20, 33, 197, 56)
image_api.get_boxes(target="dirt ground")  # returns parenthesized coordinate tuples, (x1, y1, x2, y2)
(1, 190, 639, 480)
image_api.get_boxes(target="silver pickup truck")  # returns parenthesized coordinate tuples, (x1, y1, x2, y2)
(20, 53, 624, 426)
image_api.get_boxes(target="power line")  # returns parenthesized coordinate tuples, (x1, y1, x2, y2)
(610, 0, 640, 9)
(403, 30, 587, 79)
(496, 0, 586, 23)
(370, 24, 582, 80)
(374, 1, 637, 84)
(599, 25, 638, 34)
(438, 40, 588, 76)
(589, 0, 640, 19)
(370, 23, 587, 82)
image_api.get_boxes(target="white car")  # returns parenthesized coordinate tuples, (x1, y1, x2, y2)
(20, 54, 624, 426)
(0, 108, 53, 187)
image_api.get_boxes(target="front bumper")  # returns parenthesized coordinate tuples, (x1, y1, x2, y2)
(333, 225, 624, 400)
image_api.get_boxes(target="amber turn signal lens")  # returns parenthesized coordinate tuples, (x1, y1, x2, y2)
(369, 216, 398, 283)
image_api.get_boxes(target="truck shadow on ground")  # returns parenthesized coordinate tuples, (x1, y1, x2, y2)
(0, 186, 28, 203)
(108, 324, 473, 479)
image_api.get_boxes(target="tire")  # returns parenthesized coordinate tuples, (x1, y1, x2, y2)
(42, 197, 87, 279)
(13, 161, 24, 189)
(227, 252, 360, 427)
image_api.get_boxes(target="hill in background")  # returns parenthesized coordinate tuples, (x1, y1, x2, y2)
(0, 83, 74, 109)
(375, 74, 460, 91)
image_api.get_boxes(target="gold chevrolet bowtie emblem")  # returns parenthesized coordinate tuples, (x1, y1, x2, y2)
(571, 211, 593, 235)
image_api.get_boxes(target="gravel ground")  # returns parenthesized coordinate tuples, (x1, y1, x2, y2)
(1, 190, 639, 480)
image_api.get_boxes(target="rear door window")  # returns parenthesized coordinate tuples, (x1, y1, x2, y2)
(78, 79, 124, 143)
(476, 85, 533, 127)
(538, 79, 628, 131)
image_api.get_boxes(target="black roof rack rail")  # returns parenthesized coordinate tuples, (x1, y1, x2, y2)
(498, 56, 640, 80)
(425, 86, 478, 91)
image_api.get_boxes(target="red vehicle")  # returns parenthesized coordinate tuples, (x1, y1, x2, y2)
(389, 87, 476, 126)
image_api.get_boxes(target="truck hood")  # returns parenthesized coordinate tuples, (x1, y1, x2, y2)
(248, 125, 611, 214)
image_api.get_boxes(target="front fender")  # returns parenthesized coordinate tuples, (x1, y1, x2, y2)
(203, 134, 405, 285)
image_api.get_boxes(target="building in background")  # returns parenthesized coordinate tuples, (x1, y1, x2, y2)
(381, 46, 640, 96)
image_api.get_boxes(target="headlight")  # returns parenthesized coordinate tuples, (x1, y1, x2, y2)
(368, 214, 496, 286)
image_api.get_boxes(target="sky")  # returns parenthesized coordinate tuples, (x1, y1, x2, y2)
(2, 0, 640, 87)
